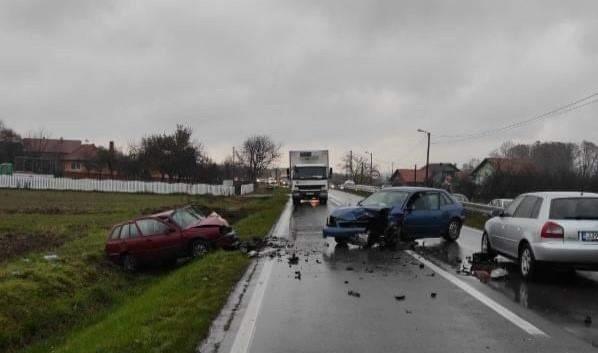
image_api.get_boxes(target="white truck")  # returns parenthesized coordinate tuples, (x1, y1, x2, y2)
(288, 150, 332, 206)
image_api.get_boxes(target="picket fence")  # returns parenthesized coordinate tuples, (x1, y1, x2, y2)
(0, 175, 254, 196)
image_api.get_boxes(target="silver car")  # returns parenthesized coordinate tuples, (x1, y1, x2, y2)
(482, 191, 598, 279)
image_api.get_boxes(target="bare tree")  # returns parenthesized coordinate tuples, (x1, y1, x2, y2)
(236, 135, 281, 182)
(576, 141, 598, 179)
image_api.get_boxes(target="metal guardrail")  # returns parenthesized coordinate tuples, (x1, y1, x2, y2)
(462, 202, 504, 215)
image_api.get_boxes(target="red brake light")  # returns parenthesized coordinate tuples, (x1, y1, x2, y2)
(541, 221, 564, 239)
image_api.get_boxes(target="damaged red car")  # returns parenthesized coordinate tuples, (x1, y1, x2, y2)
(105, 206, 238, 271)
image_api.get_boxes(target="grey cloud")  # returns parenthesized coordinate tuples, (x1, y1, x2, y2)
(1, 0, 597, 170)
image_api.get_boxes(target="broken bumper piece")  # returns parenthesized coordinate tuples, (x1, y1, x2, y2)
(322, 226, 367, 238)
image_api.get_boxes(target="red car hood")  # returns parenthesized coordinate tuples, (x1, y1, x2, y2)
(186, 212, 229, 229)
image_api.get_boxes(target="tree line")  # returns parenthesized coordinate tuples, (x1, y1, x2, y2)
(0, 121, 281, 183)
(453, 140, 598, 201)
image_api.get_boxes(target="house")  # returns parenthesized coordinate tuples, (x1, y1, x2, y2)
(390, 168, 426, 186)
(470, 158, 536, 185)
(390, 163, 460, 188)
(15, 138, 102, 177)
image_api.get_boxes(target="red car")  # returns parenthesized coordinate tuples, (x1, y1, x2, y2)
(105, 206, 238, 271)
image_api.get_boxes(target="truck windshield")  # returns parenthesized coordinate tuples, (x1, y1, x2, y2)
(294, 167, 327, 180)
(550, 198, 598, 220)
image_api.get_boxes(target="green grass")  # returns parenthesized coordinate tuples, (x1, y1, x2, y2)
(464, 210, 487, 230)
(0, 188, 287, 353)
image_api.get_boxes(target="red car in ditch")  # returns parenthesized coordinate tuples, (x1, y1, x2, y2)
(105, 206, 238, 271)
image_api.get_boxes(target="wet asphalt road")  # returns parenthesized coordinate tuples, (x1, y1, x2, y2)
(217, 190, 598, 353)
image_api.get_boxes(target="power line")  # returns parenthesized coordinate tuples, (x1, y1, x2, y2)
(433, 92, 598, 144)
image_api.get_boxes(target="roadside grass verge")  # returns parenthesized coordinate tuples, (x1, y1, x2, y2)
(0, 188, 287, 353)
(464, 210, 487, 231)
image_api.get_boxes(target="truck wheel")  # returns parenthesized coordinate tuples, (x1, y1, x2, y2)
(319, 198, 327, 205)
(293, 198, 301, 206)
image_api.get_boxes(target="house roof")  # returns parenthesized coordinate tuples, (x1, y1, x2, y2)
(63, 144, 98, 161)
(23, 138, 81, 154)
(471, 158, 536, 176)
(392, 168, 427, 184)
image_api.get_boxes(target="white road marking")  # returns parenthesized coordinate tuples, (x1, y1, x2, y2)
(229, 259, 274, 353)
(405, 250, 548, 337)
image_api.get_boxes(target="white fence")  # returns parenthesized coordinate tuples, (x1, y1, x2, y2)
(0, 175, 255, 197)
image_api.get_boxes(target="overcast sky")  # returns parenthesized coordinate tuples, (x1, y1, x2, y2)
(2, 0, 597, 172)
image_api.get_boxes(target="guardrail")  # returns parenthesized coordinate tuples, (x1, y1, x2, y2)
(462, 202, 504, 215)
(342, 184, 381, 193)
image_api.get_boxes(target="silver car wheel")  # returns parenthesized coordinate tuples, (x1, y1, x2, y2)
(520, 248, 532, 276)
(481, 233, 489, 253)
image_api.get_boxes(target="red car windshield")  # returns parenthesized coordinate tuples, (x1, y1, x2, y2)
(171, 209, 204, 228)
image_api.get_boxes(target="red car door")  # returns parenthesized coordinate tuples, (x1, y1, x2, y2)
(136, 218, 182, 261)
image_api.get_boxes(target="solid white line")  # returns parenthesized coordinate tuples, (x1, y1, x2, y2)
(229, 259, 274, 353)
(404, 250, 548, 337)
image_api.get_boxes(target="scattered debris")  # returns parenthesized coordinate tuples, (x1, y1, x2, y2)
(490, 268, 508, 280)
(585, 315, 592, 326)
(247, 250, 258, 258)
(365, 268, 374, 274)
(288, 253, 299, 265)
(294, 271, 302, 280)
(316, 259, 322, 264)
(344, 280, 349, 284)
(43, 254, 59, 261)
(405, 309, 412, 314)
(348, 290, 361, 298)
(346, 266, 354, 271)
(419, 263, 424, 269)
(395, 295, 406, 301)
(426, 272, 435, 277)
(430, 292, 437, 299)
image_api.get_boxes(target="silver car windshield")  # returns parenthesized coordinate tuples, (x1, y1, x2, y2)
(550, 198, 598, 220)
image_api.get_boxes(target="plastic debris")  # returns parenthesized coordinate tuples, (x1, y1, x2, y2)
(43, 254, 59, 261)
(348, 290, 361, 298)
(490, 268, 509, 280)
(395, 295, 406, 301)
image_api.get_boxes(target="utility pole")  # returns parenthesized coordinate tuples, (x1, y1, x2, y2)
(414, 164, 417, 185)
(417, 129, 431, 186)
(349, 150, 353, 179)
(232, 146, 235, 180)
(369, 152, 373, 185)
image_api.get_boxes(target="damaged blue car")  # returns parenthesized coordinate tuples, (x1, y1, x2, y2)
(323, 187, 465, 247)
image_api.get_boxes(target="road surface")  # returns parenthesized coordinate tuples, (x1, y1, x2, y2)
(200, 189, 598, 353)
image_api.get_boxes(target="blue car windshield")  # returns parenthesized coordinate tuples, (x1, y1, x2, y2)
(360, 190, 410, 208)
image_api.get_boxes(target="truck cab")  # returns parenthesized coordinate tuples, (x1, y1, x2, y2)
(289, 150, 331, 206)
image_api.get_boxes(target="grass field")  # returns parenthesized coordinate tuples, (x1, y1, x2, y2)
(0, 188, 288, 353)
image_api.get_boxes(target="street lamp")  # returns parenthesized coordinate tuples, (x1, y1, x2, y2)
(417, 129, 431, 186)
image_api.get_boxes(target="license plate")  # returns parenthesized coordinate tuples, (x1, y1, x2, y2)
(580, 231, 598, 242)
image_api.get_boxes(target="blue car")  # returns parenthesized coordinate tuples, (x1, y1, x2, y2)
(323, 187, 465, 246)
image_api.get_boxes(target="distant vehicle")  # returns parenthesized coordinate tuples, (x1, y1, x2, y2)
(451, 193, 469, 203)
(488, 198, 513, 209)
(105, 206, 237, 271)
(289, 150, 332, 206)
(340, 180, 356, 190)
(482, 192, 598, 280)
(323, 187, 465, 247)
